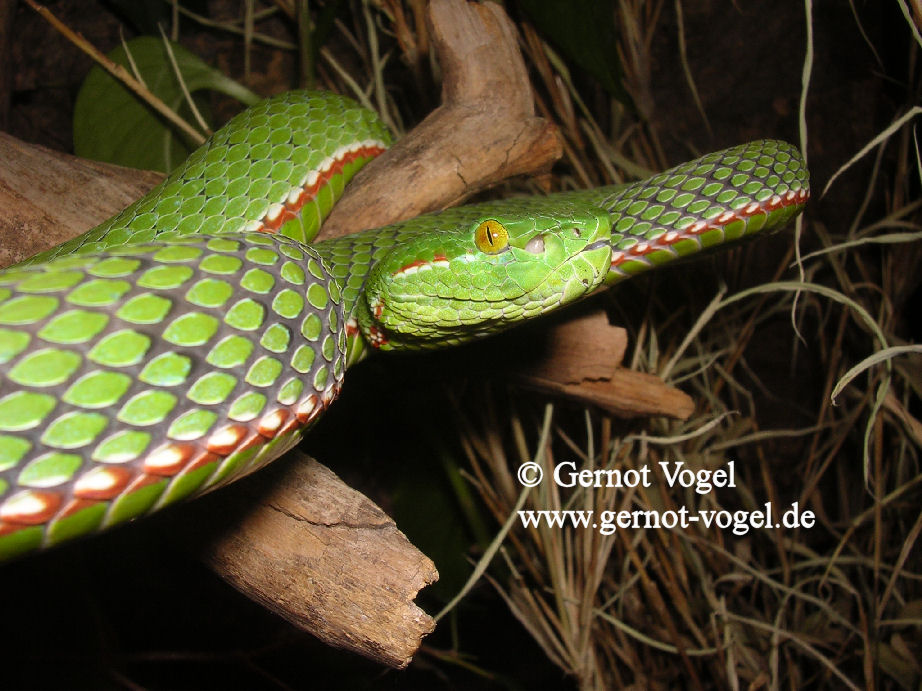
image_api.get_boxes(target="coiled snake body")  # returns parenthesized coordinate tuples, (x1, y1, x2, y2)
(0, 91, 809, 559)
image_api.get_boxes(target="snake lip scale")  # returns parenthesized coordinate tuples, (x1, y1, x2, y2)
(0, 91, 809, 559)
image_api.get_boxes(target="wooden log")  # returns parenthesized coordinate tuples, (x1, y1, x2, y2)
(196, 452, 437, 668)
(0, 132, 162, 266)
(504, 310, 694, 419)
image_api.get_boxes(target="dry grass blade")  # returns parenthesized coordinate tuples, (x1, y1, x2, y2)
(822, 106, 922, 196)
(167, 2, 297, 49)
(832, 345, 922, 401)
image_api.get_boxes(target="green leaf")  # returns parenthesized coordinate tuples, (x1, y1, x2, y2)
(74, 36, 259, 173)
(516, 0, 628, 104)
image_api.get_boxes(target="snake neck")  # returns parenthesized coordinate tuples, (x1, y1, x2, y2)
(314, 223, 422, 367)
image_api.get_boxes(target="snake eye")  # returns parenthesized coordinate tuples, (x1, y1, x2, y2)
(474, 219, 509, 254)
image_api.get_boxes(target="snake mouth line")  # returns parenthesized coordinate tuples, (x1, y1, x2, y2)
(392, 253, 450, 277)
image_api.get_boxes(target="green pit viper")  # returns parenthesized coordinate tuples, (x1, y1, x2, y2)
(0, 91, 809, 560)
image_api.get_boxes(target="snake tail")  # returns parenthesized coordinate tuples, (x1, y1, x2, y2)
(599, 139, 809, 284)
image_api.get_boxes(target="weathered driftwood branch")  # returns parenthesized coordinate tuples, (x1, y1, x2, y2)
(0, 0, 692, 668)
(193, 452, 436, 668)
(320, 0, 561, 236)
(0, 133, 164, 266)
(502, 310, 694, 419)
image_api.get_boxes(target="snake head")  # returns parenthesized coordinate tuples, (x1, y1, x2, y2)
(360, 199, 613, 350)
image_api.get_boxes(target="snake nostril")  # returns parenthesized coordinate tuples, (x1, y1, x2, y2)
(525, 235, 546, 254)
(572, 227, 582, 237)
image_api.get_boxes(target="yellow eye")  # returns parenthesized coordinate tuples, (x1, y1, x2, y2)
(474, 219, 509, 254)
